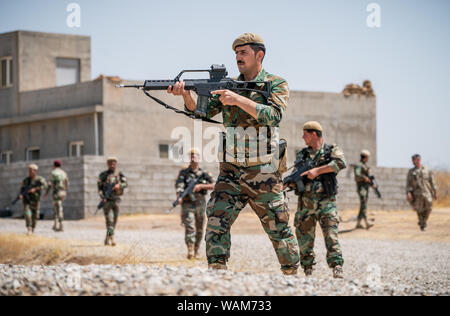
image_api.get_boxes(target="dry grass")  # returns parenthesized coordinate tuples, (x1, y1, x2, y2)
(0, 234, 143, 266)
(435, 171, 450, 207)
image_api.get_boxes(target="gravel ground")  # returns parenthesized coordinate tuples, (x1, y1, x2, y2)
(0, 218, 449, 296)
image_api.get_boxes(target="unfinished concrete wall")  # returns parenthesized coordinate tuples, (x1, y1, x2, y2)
(17, 31, 91, 93)
(0, 114, 99, 162)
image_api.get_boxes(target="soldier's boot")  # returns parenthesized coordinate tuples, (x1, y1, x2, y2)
(187, 244, 195, 260)
(104, 234, 110, 246)
(365, 219, 374, 230)
(282, 267, 298, 276)
(333, 266, 344, 279)
(110, 235, 116, 247)
(355, 220, 364, 229)
(27, 227, 33, 236)
(208, 263, 228, 271)
(194, 246, 200, 259)
(59, 223, 64, 232)
(52, 223, 57, 232)
(304, 267, 313, 277)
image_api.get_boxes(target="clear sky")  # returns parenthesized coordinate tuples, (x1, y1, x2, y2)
(1, 0, 449, 169)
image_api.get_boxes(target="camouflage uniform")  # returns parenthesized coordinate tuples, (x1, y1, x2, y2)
(188, 69, 300, 272)
(46, 168, 69, 231)
(175, 167, 214, 253)
(21, 176, 47, 230)
(97, 170, 128, 237)
(354, 162, 370, 222)
(294, 143, 347, 271)
(407, 166, 436, 230)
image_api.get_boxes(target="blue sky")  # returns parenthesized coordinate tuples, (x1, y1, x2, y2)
(1, 0, 449, 169)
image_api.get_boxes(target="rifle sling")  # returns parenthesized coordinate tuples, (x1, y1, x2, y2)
(142, 90, 222, 125)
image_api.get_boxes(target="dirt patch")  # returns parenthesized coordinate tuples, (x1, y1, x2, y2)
(0, 234, 144, 266)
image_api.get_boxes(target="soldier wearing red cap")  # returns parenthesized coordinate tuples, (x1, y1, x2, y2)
(44, 160, 69, 232)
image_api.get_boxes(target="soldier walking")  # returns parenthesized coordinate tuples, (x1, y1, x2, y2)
(407, 154, 437, 231)
(19, 164, 47, 235)
(289, 122, 347, 279)
(167, 33, 300, 275)
(43, 160, 69, 232)
(354, 150, 375, 230)
(97, 157, 128, 246)
(175, 149, 215, 260)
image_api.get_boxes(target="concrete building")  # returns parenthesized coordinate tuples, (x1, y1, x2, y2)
(0, 31, 409, 220)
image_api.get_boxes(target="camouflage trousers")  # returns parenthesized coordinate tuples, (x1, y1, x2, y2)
(24, 202, 40, 229)
(295, 194, 344, 269)
(357, 185, 369, 221)
(182, 200, 206, 249)
(206, 162, 300, 272)
(411, 195, 433, 228)
(52, 191, 66, 227)
(103, 200, 120, 236)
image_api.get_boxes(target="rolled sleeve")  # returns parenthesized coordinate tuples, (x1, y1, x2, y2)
(328, 146, 347, 173)
(255, 80, 288, 126)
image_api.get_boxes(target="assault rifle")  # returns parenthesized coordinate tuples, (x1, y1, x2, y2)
(167, 175, 205, 213)
(116, 65, 271, 123)
(11, 183, 38, 205)
(96, 180, 119, 214)
(283, 161, 315, 195)
(369, 175, 382, 199)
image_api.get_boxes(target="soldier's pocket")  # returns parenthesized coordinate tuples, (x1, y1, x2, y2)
(269, 198, 290, 224)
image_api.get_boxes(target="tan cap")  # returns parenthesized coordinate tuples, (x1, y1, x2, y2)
(28, 164, 38, 171)
(303, 121, 323, 132)
(232, 33, 265, 51)
(107, 157, 118, 163)
(188, 148, 200, 155)
(361, 150, 371, 157)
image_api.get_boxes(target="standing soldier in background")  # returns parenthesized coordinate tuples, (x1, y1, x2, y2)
(98, 157, 128, 246)
(43, 160, 69, 232)
(354, 150, 375, 230)
(407, 154, 437, 232)
(167, 33, 300, 275)
(290, 122, 347, 279)
(175, 149, 215, 260)
(19, 164, 47, 236)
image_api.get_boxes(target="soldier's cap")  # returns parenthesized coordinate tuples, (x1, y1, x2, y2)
(361, 150, 371, 157)
(54, 160, 62, 167)
(107, 157, 118, 163)
(232, 33, 265, 51)
(303, 121, 323, 133)
(29, 164, 38, 171)
(189, 148, 200, 155)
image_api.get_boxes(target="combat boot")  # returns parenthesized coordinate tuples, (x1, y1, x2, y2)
(282, 267, 298, 276)
(333, 266, 344, 279)
(208, 263, 228, 270)
(27, 227, 33, 236)
(187, 244, 195, 260)
(59, 223, 64, 232)
(110, 235, 116, 247)
(104, 235, 110, 246)
(194, 246, 200, 259)
(304, 267, 313, 277)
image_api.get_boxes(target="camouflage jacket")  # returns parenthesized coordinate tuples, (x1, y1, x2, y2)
(21, 176, 47, 205)
(175, 166, 214, 202)
(406, 166, 436, 199)
(187, 68, 289, 167)
(296, 143, 347, 195)
(46, 168, 69, 197)
(97, 169, 128, 200)
(354, 162, 370, 187)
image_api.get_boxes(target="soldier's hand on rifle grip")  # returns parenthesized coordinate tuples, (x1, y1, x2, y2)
(19, 195, 23, 200)
(113, 183, 121, 192)
(365, 177, 371, 183)
(302, 168, 319, 180)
